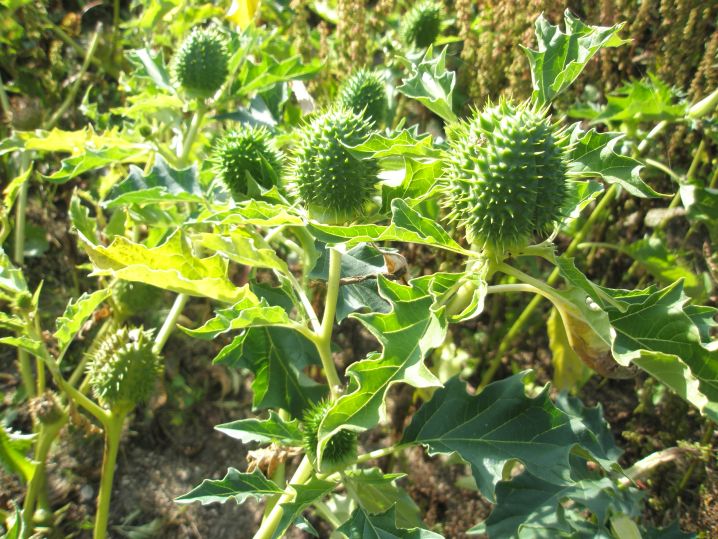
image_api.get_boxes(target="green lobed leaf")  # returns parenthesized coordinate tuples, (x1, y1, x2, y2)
(343, 468, 423, 529)
(194, 229, 289, 273)
(175, 468, 282, 505)
(238, 53, 322, 96)
(397, 47, 457, 123)
(622, 237, 703, 298)
(523, 10, 627, 106)
(347, 128, 439, 159)
(470, 469, 637, 538)
(0, 336, 46, 358)
(204, 200, 304, 227)
(567, 126, 663, 198)
(402, 373, 620, 500)
(241, 326, 328, 418)
(271, 477, 337, 539)
(380, 158, 443, 214)
(0, 247, 28, 295)
(54, 289, 112, 352)
(126, 48, 174, 92)
(680, 184, 718, 223)
(215, 411, 303, 446)
(2, 166, 32, 211)
(104, 155, 204, 207)
(309, 199, 469, 255)
(180, 297, 292, 339)
(43, 146, 146, 184)
(317, 276, 444, 466)
(602, 281, 718, 422)
(78, 230, 251, 304)
(0, 427, 36, 483)
(337, 506, 444, 539)
(69, 195, 99, 243)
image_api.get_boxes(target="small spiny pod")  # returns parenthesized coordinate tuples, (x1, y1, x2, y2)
(87, 327, 163, 412)
(337, 69, 387, 126)
(400, 1, 442, 49)
(302, 400, 357, 474)
(291, 108, 380, 224)
(212, 126, 284, 198)
(172, 27, 229, 99)
(111, 280, 164, 319)
(443, 99, 571, 258)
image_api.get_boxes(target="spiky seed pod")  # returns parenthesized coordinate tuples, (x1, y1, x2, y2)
(443, 100, 570, 256)
(112, 280, 164, 318)
(212, 126, 284, 198)
(292, 108, 379, 224)
(337, 69, 387, 125)
(172, 28, 229, 99)
(401, 1, 442, 49)
(87, 327, 163, 411)
(302, 400, 357, 474)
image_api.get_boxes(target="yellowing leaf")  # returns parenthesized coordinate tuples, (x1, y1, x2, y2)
(78, 231, 251, 304)
(548, 307, 591, 392)
(227, 0, 260, 29)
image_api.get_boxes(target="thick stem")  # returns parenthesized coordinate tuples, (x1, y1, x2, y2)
(484, 184, 618, 386)
(252, 457, 315, 539)
(316, 248, 343, 397)
(93, 411, 126, 539)
(21, 417, 67, 537)
(153, 293, 189, 355)
(178, 106, 205, 165)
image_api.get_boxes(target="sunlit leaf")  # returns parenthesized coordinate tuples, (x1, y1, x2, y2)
(567, 127, 663, 198)
(78, 230, 250, 304)
(318, 277, 444, 465)
(523, 10, 627, 106)
(54, 289, 112, 351)
(309, 199, 469, 255)
(271, 477, 337, 539)
(398, 47, 457, 123)
(44, 147, 146, 184)
(215, 411, 303, 446)
(338, 506, 443, 539)
(104, 155, 204, 207)
(175, 468, 281, 505)
(402, 373, 620, 500)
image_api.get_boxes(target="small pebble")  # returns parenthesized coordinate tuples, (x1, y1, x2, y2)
(79, 484, 94, 502)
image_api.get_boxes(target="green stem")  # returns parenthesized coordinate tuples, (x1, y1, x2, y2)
(252, 457, 315, 539)
(484, 184, 618, 387)
(21, 417, 67, 537)
(356, 445, 403, 463)
(14, 153, 32, 397)
(153, 293, 189, 355)
(316, 248, 343, 397)
(93, 411, 126, 539)
(178, 105, 205, 165)
(46, 25, 102, 130)
(313, 500, 343, 529)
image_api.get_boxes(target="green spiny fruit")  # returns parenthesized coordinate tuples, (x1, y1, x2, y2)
(401, 1, 442, 49)
(172, 28, 229, 99)
(292, 108, 379, 224)
(443, 100, 570, 256)
(87, 327, 163, 411)
(337, 69, 387, 125)
(112, 280, 164, 318)
(212, 126, 283, 198)
(302, 400, 357, 474)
